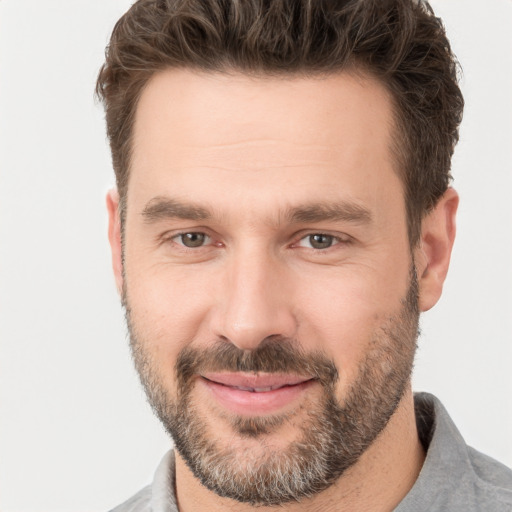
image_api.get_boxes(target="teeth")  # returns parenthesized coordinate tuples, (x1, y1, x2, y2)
(234, 385, 282, 392)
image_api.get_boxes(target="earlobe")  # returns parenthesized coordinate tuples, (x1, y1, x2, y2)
(106, 189, 124, 295)
(416, 188, 459, 312)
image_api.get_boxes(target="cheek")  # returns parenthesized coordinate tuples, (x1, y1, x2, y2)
(124, 261, 219, 374)
(293, 265, 408, 383)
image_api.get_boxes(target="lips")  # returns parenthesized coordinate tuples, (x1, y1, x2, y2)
(199, 372, 315, 415)
(220, 384, 289, 392)
(202, 372, 312, 391)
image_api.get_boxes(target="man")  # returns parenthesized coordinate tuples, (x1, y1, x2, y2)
(96, 0, 512, 510)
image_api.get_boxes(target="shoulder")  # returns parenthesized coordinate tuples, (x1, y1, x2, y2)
(109, 485, 152, 512)
(397, 393, 512, 512)
(466, 446, 512, 508)
(108, 450, 178, 512)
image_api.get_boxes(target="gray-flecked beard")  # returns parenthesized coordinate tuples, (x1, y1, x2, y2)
(124, 269, 419, 506)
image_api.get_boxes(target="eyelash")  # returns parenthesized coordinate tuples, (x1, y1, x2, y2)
(164, 231, 352, 252)
(166, 231, 215, 250)
(294, 233, 351, 250)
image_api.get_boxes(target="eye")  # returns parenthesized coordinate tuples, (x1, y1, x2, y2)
(173, 232, 211, 248)
(298, 234, 337, 250)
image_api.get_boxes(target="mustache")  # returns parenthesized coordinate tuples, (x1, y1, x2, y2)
(175, 336, 339, 392)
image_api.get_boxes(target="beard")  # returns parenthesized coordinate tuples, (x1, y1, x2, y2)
(124, 269, 419, 506)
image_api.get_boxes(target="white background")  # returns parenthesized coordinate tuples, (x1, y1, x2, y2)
(1, 1, 511, 511)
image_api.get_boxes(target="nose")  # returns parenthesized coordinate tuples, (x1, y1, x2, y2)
(211, 246, 297, 351)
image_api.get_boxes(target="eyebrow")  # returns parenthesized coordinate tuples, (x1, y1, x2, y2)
(285, 201, 372, 225)
(141, 196, 372, 226)
(142, 196, 211, 222)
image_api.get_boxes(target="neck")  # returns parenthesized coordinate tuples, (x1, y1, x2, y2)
(174, 387, 424, 512)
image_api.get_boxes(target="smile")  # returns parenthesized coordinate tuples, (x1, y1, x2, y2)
(199, 372, 316, 415)
(221, 384, 289, 392)
(203, 380, 302, 393)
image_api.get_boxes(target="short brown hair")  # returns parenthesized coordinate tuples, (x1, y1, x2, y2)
(96, 0, 463, 244)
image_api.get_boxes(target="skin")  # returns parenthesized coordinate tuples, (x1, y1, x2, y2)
(107, 69, 458, 511)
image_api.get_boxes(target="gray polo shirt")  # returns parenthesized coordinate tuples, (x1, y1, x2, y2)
(110, 393, 512, 511)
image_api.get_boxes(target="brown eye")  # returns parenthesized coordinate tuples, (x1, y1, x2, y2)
(298, 234, 336, 249)
(176, 232, 209, 248)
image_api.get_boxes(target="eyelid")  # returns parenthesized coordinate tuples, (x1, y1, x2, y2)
(158, 229, 352, 250)
(293, 231, 353, 249)
(159, 229, 214, 247)
(174, 232, 211, 247)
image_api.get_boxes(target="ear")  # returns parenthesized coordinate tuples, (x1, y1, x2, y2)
(415, 188, 459, 312)
(106, 189, 124, 295)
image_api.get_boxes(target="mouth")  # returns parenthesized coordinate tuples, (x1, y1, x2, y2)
(199, 372, 316, 415)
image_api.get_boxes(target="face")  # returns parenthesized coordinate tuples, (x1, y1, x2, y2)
(117, 70, 421, 505)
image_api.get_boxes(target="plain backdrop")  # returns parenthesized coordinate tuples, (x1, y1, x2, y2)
(1, 1, 511, 511)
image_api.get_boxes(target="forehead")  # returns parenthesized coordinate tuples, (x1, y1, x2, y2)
(129, 69, 402, 220)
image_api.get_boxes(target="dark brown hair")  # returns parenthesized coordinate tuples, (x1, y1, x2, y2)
(96, 0, 463, 244)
